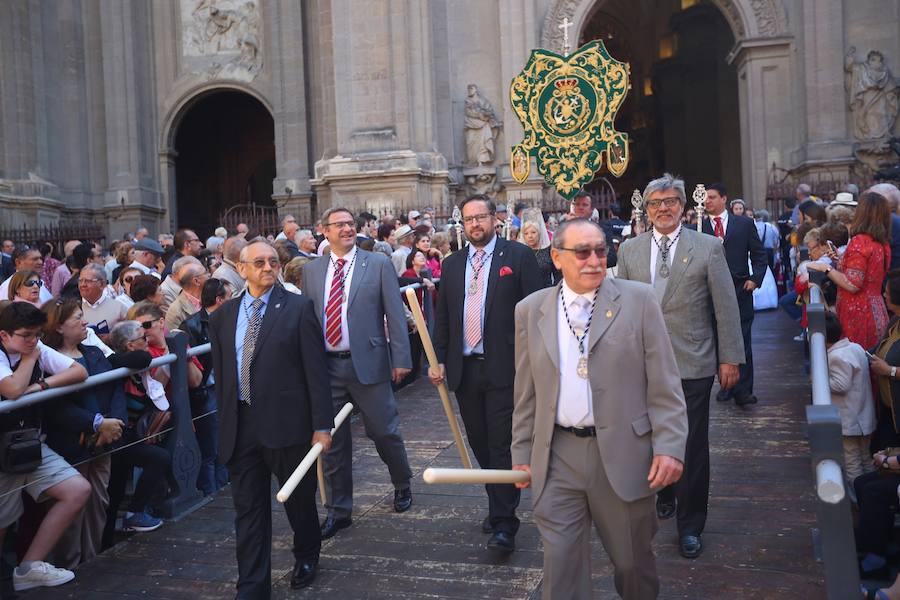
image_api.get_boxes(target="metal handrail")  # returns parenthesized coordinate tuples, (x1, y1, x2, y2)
(803, 275, 859, 598)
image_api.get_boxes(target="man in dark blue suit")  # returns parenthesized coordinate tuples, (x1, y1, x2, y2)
(701, 183, 768, 406)
(0, 240, 15, 280)
(209, 241, 334, 597)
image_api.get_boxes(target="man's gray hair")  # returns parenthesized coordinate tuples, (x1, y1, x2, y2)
(642, 173, 686, 205)
(796, 183, 812, 196)
(551, 218, 605, 249)
(755, 209, 771, 222)
(281, 214, 296, 226)
(868, 183, 900, 207)
(295, 229, 314, 242)
(173, 256, 203, 286)
(109, 320, 142, 353)
(223, 236, 247, 262)
(81, 263, 107, 282)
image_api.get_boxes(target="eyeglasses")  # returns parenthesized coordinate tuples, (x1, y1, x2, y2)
(324, 220, 355, 230)
(241, 258, 280, 269)
(12, 331, 42, 342)
(556, 245, 609, 260)
(461, 213, 493, 225)
(22, 279, 42, 288)
(186, 238, 202, 244)
(78, 278, 102, 285)
(645, 197, 681, 210)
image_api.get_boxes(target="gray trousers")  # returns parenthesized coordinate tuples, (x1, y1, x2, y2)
(323, 356, 412, 519)
(533, 431, 659, 600)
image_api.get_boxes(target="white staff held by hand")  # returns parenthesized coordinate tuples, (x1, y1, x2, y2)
(277, 402, 354, 503)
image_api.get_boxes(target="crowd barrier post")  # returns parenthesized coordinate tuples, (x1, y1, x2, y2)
(805, 274, 859, 599)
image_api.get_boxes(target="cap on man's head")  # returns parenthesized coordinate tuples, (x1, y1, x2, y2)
(133, 238, 164, 255)
(407, 210, 422, 221)
(395, 224, 415, 240)
(831, 192, 858, 207)
(496, 204, 508, 213)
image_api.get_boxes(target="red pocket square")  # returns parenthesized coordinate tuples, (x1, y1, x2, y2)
(499, 266, 514, 277)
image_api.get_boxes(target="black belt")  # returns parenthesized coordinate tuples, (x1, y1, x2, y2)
(464, 353, 485, 361)
(327, 351, 352, 359)
(555, 424, 596, 437)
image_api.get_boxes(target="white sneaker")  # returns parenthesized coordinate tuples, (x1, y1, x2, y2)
(13, 561, 75, 591)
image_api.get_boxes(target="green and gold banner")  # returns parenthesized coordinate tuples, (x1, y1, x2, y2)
(509, 40, 630, 199)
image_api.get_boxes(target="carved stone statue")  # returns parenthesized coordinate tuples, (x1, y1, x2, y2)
(465, 84, 502, 166)
(182, 0, 263, 82)
(845, 47, 900, 141)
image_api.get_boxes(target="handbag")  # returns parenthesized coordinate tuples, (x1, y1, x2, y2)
(135, 409, 172, 445)
(0, 428, 42, 474)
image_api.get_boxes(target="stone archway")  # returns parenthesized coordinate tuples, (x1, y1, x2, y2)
(539, 0, 792, 206)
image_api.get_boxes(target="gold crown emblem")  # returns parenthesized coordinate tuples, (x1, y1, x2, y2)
(553, 78, 579, 92)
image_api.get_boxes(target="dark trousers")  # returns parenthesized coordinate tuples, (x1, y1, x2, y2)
(454, 356, 519, 535)
(102, 429, 171, 548)
(191, 388, 220, 495)
(229, 403, 320, 600)
(729, 289, 756, 400)
(855, 470, 900, 556)
(657, 376, 715, 537)
(778, 291, 802, 322)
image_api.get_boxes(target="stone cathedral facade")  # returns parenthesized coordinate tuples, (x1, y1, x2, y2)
(1, 0, 898, 239)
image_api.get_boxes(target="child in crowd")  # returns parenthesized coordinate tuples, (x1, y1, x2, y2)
(0, 302, 89, 591)
(825, 312, 876, 492)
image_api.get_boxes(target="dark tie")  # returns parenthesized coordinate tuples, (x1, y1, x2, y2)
(239, 297, 264, 405)
(654, 235, 670, 301)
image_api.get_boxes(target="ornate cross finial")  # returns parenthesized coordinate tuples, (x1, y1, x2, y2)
(692, 184, 707, 232)
(451, 205, 465, 248)
(558, 17, 574, 56)
(630, 188, 643, 217)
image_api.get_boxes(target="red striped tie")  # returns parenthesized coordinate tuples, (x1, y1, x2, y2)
(325, 258, 346, 347)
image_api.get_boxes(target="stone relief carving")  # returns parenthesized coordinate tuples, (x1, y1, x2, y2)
(182, 0, 262, 83)
(845, 47, 900, 142)
(464, 84, 502, 166)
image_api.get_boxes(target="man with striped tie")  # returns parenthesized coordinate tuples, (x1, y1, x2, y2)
(430, 195, 543, 553)
(303, 207, 414, 541)
(208, 240, 334, 595)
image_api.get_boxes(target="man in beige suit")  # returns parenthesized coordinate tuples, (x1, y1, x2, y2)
(616, 174, 744, 560)
(512, 218, 688, 600)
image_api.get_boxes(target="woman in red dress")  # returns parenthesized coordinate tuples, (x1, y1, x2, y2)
(809, 191, 891, 349)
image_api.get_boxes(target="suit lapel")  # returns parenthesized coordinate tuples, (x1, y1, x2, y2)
(484, 237, 506, 319)
(252, 285, 285, 363)
(660, 228, 694, 307)
(538, 283, 561, 370)
(588, 277, 621, 353)
(220, 295, 242, 381)
(347, 250, 368, 309)
(633, 233, 653, 284)
(308, 257, 328, 321)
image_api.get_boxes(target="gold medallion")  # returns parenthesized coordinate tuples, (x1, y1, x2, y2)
(577, 356, 589, 379)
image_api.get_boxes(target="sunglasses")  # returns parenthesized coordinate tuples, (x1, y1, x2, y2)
(139, 319, 160, 329)
(23, 279, 42, 288)
(556, 245, 609, 260)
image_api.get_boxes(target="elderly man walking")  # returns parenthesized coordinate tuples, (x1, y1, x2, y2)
(512, 218, 687, 599)
(616, 173, 744, 559)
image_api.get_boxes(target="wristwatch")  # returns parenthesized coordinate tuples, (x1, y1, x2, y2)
(37, 377, 49, 391)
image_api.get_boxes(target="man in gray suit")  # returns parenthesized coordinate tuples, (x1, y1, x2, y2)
(616, 173, 744, 560)
(302, 207, 414, 539)
(512, 218, 688, 600)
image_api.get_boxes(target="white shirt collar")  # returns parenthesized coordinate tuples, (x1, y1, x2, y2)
(330, 244, 357, 266)
(713, 211, 728, 221)
(561, 280, 597, 308)
(468, 235, 497, 258)
(83, 288, 111, 309)
(652, 224, 682, 243)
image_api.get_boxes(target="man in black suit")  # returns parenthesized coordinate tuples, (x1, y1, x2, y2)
(208, 240, 334, 597)
(701, 183, 768, 406)
(430, 194, 543, 553)
(0, 240, 14, 280)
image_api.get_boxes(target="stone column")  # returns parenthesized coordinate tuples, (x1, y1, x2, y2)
(99, 0, 164, 236)
(798, 0, 854, 166)
(312, 0, 449, 218)
(269, 0, 314, 225)
(730, 38, 794, 207)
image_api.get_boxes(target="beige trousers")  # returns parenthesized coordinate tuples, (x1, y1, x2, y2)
(843, 435, 874, 484)
(49, 454, 111, 569)
(533, 430, 659, 600)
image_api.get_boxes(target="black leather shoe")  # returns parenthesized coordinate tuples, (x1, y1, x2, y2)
(735, 394, 758, 407)
(679, 534, 703, 559)
(320, 516, 352, 539)
(716, 389, 731, 402)
(393, 487, 412, 513)
(656, 497, 676, 520)
(290, 561, 317, 589)
(482, 516, 494, 533)
(487, 531, 515, 554)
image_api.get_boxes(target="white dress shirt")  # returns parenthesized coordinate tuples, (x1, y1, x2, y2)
(556, 281, 596, 427)
(709, 210, 729, 237)
(323, 245, 358, 352)
(650, 224, 682, 285)
(128, 260, 161, 279)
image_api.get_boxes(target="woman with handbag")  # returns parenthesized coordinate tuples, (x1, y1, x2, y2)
(41, 300, 126, 567)
(102, 320, 172, 545)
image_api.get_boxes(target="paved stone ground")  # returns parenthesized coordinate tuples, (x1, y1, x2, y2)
(29, 310, 824, 599)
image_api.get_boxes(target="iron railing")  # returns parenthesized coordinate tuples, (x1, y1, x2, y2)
(804, 273, 859, 598)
